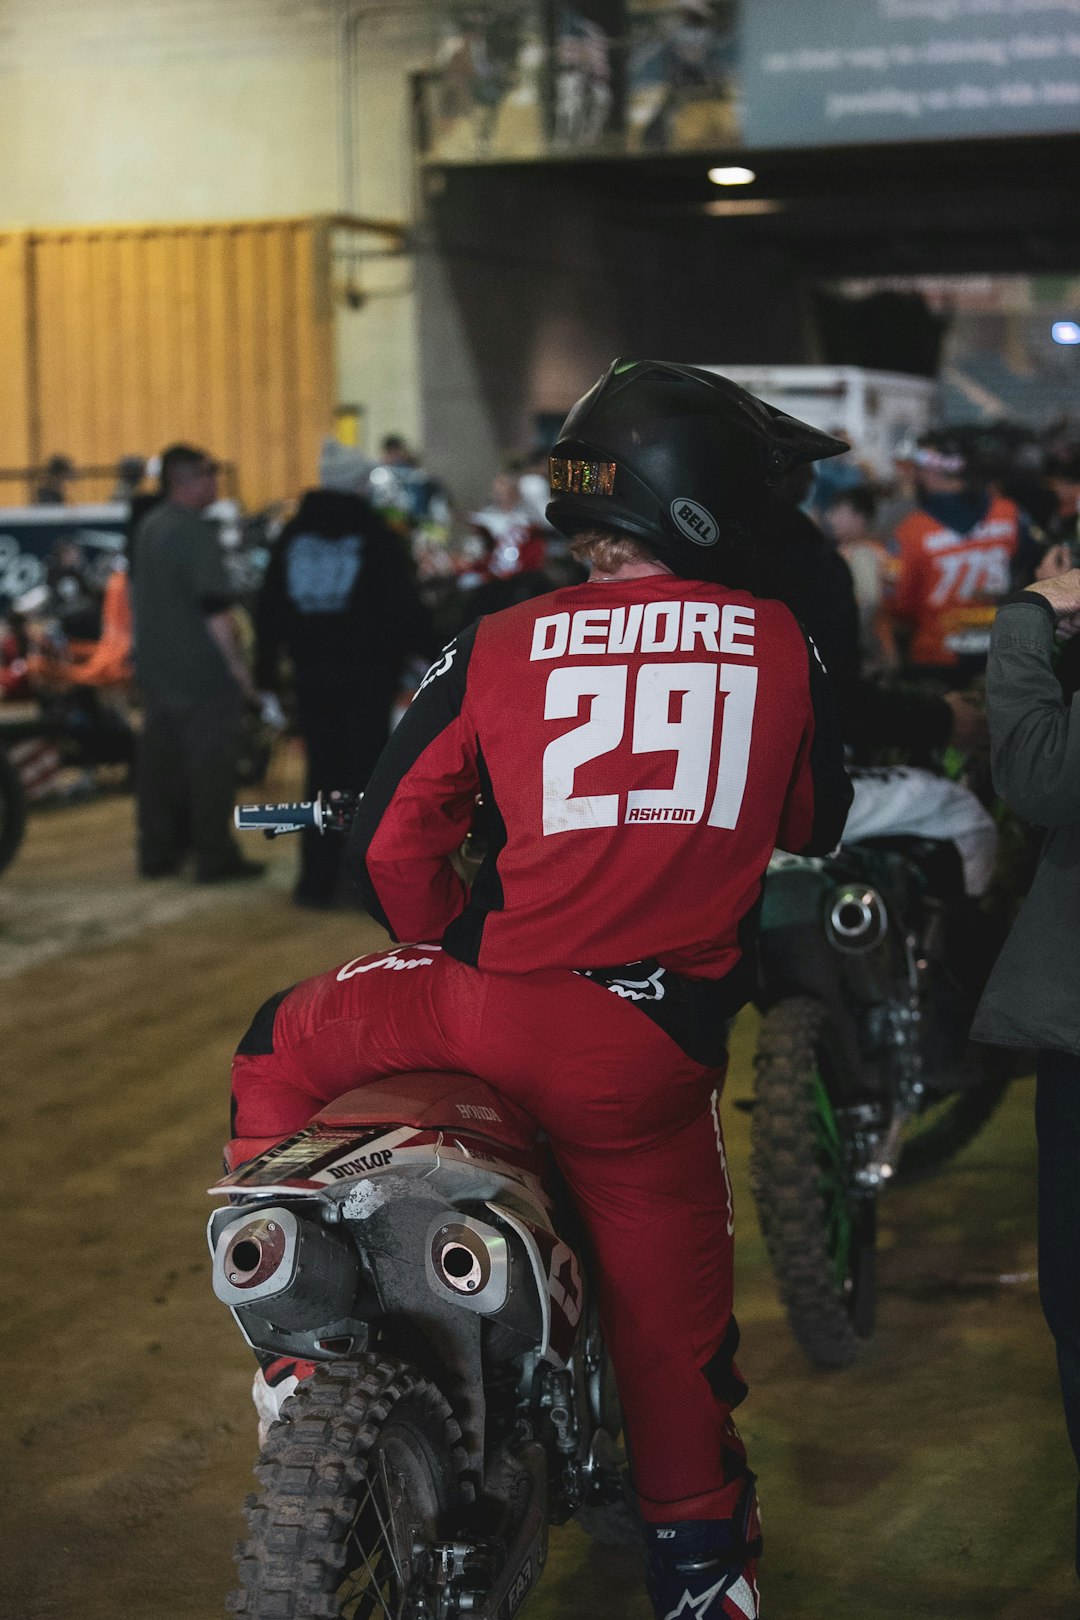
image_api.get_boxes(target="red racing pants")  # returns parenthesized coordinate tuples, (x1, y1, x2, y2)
(231, 945, 750, 1524)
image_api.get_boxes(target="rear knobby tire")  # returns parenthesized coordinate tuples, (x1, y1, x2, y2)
(230, 1354, 467, 1620)
(750, 996, 873, 1370)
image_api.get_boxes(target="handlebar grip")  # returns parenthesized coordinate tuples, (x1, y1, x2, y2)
(234, 798, 325, 836)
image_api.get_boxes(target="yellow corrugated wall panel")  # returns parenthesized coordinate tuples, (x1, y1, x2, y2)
(202, 228, 235, 465)
(65, 233, 96, 481)
(88, 233, 121, 486)
(0, 234, 34, 485)
(20, 219, 335, 509)
(34, 234, 74, 484)
(294, 219, 335, 499)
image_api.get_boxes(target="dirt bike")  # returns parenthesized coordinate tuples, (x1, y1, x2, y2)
(750, 834, 1013, 1371)
(209, 794, 632, 1620)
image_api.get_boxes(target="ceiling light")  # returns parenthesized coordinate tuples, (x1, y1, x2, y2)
(708, 166, 756, 186)
(1052, 320, 1080, 346)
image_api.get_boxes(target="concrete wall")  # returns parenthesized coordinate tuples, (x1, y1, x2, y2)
(0, 1, 816, 507)
(417, 165, 623, 510)
(416, 164, 812, 510)
(0, 0, 436, 459)
(0, 1, 341, 226)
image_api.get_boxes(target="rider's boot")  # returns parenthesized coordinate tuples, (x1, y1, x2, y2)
(252, 1354, 317, 1448)
(644, 1479, 762, 1620)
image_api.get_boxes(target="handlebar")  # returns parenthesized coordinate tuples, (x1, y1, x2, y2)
(234, 791, 360, 838)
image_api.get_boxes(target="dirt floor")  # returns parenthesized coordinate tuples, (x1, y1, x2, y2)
(2, 767, 1078, 1619)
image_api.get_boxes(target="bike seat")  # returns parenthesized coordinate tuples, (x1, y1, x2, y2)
(313, 1070, 542, 1153)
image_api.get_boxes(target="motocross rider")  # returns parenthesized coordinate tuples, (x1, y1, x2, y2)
(229, 360, 854, 1620)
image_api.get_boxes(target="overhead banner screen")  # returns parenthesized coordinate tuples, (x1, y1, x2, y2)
(742, 0, 1080, 147)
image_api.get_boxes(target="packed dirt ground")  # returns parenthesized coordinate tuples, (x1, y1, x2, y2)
(1, 766, 1077, 1619)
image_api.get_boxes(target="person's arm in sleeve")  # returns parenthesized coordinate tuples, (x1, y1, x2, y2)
(987, 580, 1080, 827)
(345, 621, 482, 942)
(776, 627, 853, 854)
(188, 522, 255, 699)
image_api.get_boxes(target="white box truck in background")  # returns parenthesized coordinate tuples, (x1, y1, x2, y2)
(705, 366, 938, 478)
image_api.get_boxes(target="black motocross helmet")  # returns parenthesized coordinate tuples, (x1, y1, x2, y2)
(546, 359, 848, 583)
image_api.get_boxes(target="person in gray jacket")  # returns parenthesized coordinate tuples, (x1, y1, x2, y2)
(132, 445, 263, 884)
(973, 565, 1080, 1579)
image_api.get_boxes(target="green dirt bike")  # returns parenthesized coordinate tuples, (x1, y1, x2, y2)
(749, 833, 1014, 1369)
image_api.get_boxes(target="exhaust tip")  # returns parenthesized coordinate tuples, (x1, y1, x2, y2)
(425, 1215, 509, 1314)
(825, 884, 887, 954)
(223, 1217, 288, 1288)
(438, 1240, 484, 1292)
(212, 1209, 296, 1306)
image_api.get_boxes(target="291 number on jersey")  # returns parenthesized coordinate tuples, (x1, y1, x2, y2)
(541, 661, 758, 836)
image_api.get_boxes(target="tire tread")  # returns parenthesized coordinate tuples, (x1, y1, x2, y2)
(229, 1352, 467, 1619)
(750, 996, 863, 1369)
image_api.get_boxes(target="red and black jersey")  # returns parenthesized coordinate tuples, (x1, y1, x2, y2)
(347, 574, 851, 994)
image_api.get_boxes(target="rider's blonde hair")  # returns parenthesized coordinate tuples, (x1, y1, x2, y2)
(569, 527, 656, 575)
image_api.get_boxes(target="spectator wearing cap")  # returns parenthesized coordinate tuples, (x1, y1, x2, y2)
(131, 444, 263, 884)
(254, 439, 435, 908)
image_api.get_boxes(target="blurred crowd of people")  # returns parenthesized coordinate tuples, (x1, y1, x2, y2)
(805, 424, 1080, 685)
(3, 413, 1079, 901)
(0, 431, 583, 901)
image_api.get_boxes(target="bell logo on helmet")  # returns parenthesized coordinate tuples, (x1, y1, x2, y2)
(670, 499, 719, 548)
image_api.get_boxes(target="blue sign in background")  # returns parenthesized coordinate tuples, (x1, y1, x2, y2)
(743, 0, 1080, 148)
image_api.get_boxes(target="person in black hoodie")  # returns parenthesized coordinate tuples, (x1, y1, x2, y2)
(254, 440, 435, 907)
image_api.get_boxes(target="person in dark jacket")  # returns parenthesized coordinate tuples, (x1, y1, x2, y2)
(972, 566, 1080, 1583)
(254, 441, 435, 907)
(132, 444, 263, 884)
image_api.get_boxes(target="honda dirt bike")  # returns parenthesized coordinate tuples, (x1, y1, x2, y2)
(209, 794, 632, 1620)
(749, 834, 1013, 1371)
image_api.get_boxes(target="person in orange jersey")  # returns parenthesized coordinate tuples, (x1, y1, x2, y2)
(887, 431, 1033, 686)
